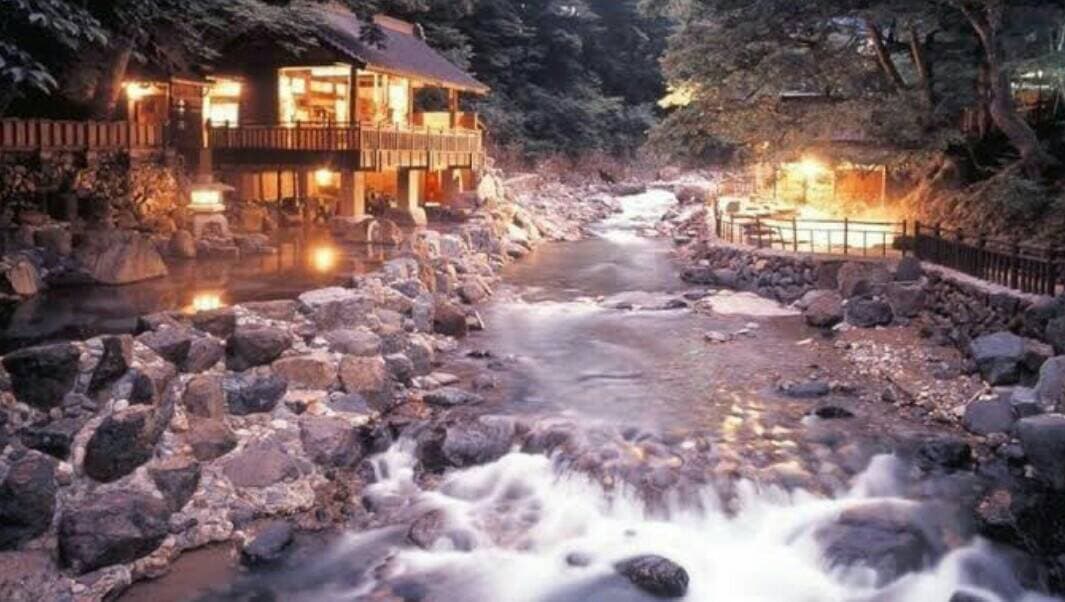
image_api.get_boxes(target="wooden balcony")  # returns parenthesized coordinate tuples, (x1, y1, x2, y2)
(206, 121, 485, 171)
(0, 119, 165, 152)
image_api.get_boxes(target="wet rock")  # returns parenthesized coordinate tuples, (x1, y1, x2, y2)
(83, 406, 165, 482)
(190, 308, 237, 338)
(813, 405, 854, 419)
(81, 233, 168, 285)
(183, 337, 224, 372)
(222, 439, 303, 488)
(226, 326, 293, 372)
(272, 353, 338, 390)
(1016, 414, 1065, 490)
(338, 355, 392, 410)
(19, 417, 83, 459)
(2, 342, 80, 410)
(0, 451, 57, 549)
(845, 297, 893, 328)
(186, 418, 237, 461)
(88, 335, 132, 394)
(149, 459, 201, 512)
(299, 415, 364, 468)
(1035, 356, 1065, 411)
(59, 490, 170, 574)
(433, 299, 469, 337)
(324, 328, 382, 356)
(298, 287, 375, 330)
(778, 380, 830, 399)
(183, 374, 226, 418)
(962, 398, 1016, 436)
(969, 331, 1047, 386)
(913, 437, 972, 471)
(418, 416, 515, 470)
(407, 509, 446, 549)
(895, 256, 923, 282)
(241, 521, 293, 567)
(614, 555, 690, 598)
(424, 387, 484, 407)
(224, 370, 287, 415)
(137, 327, 194, 366)
(816, 504, 936, 586)
(886, 282, 926, 319)
(804, 291, 844, 328)
(566, 552, 592, 567)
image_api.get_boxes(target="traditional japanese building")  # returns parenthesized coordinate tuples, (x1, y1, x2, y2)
(118, 4, 489, 226)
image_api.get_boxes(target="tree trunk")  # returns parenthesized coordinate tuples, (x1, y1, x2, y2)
(866, 19, 906, 92)
(908, 26, 935, 112)
(91, 38, 135, 120)
(956, 1, 1056, 176)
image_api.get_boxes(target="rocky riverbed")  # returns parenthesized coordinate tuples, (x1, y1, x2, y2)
(3, 174, 1063, 602)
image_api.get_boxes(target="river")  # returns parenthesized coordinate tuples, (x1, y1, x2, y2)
(124, 190, 1056, 602)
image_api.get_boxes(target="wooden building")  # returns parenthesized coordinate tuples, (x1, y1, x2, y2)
(118, 5, 489, 226)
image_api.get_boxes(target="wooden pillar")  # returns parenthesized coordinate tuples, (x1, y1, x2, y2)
(338, 170, 366, 218)
(395, 167, 427, 226)
(442, 167, 464, 203)
(448, 89, 460, 128)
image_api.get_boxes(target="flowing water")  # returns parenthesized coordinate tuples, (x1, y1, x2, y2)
(131, 191, 1056, 602)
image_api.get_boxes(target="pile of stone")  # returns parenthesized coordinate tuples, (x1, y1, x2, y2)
(0, 170, 617, 601)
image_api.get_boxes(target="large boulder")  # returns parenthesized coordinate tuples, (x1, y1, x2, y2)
(886, 282, 926, 319)
(433, 299, 469, 337)
(837, 262, 892, 298)
(894, 256, 923, 282)
(80, 233, 168, 285)
(417, 416, 515, 471)
(298, 287, 375, 330)
(845, 297, 893, 328)
(1035, 356, 1065, 411)
(614, 555, 690, 598)
(962, 398, 1016, 436)
(803, 291, 844, 328)
(299, 415, 364, 468)
(83, 406, 166, 482)
(241, 520, 293, 567)
(59, 490, 171, 574)
(224, 370, 287, 415)
(272, 353, 338, 390)
(969, 332, 1044, 386)
(2, 342, 80, 410)
(1016, 414, 1065, 490)
(815, 503, 939, 586)
(338, 355, 392, 410)
(226, 326, 293, 372)
(0, 452, 57, 549)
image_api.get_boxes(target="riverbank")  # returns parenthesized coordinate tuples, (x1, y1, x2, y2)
(0, 169, 632, 601)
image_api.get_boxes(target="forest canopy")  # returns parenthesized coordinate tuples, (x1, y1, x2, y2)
(0, 0, 668, 161)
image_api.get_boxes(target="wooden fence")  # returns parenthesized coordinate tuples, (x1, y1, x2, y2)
(913, 222, 1061, 295)
(0, 119, 165, 151)
(206, 122, 483, 155)
(715, 214, 906, 258)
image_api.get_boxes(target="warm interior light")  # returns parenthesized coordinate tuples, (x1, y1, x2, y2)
(191, 292, 224, 312)
(796, 157, 826, 179)
(190, 188, 223, 207)
(124, 82, 156, 102)
(314, 168, 337, 188)
(310, 245, 338, 273)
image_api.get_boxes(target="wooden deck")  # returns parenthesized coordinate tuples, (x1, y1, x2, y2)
(0, 119, 165, 151)
(206, 122, 485, 171)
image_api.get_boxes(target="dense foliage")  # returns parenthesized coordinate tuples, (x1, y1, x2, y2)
(1, 0, 667, 160)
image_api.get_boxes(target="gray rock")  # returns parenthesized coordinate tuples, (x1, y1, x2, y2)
(88, 335, 132, 394)
(779, 381, 830, 399)
(183, 337, 224, 373)
(299, 415, 364, 468)
(962, 398, 1016, 436)
(226, 326, 293, 372)
(0, 452, 57, 549)
(846, 297, 893, 328)
(433, 300, 468, 337)
(886, 282, 926, 319)
(712, 268, 738, 288)
(83, 406, 166, 482)
(969, 332, 1032, 385)
(804, 291, 844, 328)
(1035, 356, 1065, 411)
(298, 287, 375, 330)
(407, 509, 446, 549)
(242, 300, 299, 322)
(149, 459, 201, 513)
(1047, 316, 1065, 355)
(1008, 387, 1043, 418)
(838, 262, 891, 298)
(423, 387, 484, 407)
(417, 416, 516, 471)
(241, 521, 293, 567)
(224, 370, 287, 415)
(19, 417, 83, 459)
(338, 355, 392, 410)
(385, 353, 415, 385)
(137, 328, 194, 366)
(0, 550, 70, 602)
(1016, 414, 1065, 489)
(614, 555, 690, 598)
(59, 490, 170, 574)
(324, 328, 381, 356)
(913, 437, 972, 471)
(2, 342, 80, 410)
(222, 439, 303, 488)
(190, 308, 236, 338)
(894, 256, 923, 282)
(816, 505, 936, 586)
(81, 233, 168, 285)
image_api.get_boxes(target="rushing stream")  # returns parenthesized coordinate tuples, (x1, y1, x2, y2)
(129, 190, 1055, 602)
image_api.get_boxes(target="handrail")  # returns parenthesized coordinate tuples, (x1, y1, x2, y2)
(0, 118, 165, 151)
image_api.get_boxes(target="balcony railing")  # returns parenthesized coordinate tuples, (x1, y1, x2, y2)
(0, 119, 165, 152)
(206, 121, 483, 155)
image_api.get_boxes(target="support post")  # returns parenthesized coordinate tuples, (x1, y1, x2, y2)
(441, 168, 464, 203)
(338, 170, 366, 218)
(843, 218, 849, 257)
(394, 167, 427, 226)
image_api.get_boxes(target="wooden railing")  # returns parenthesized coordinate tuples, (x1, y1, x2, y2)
(715, 213, 906, 258)
(914, 222, 1062, 295)
(206, 122, 483, 155)
(0, 119, 165, 151)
